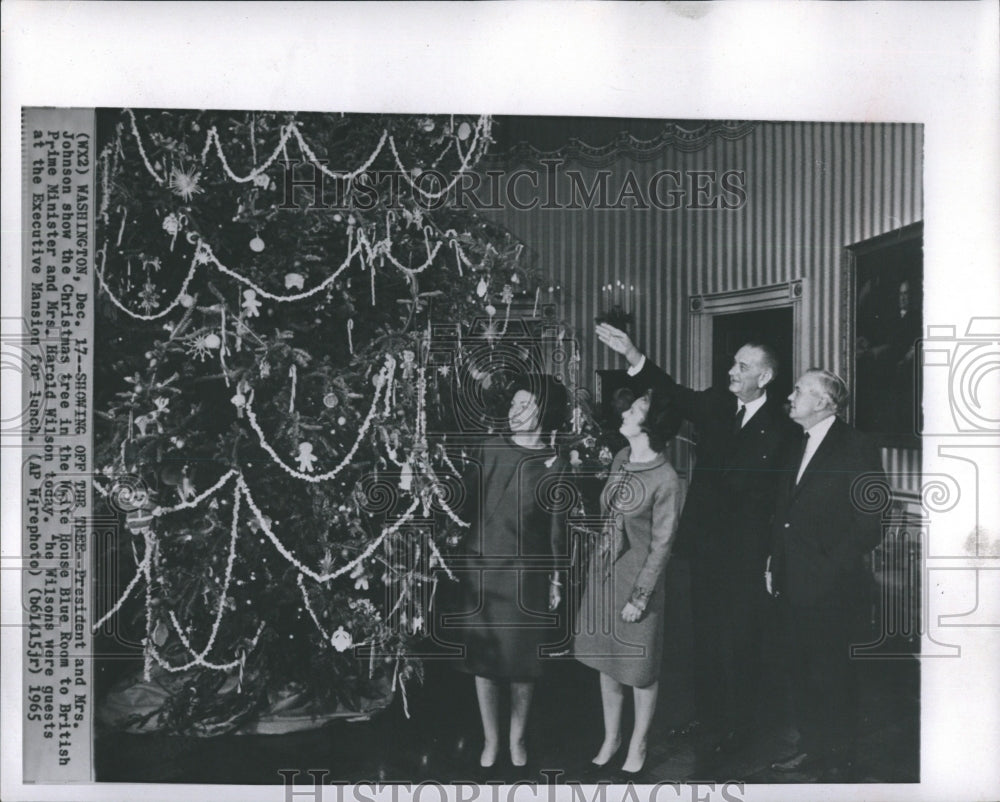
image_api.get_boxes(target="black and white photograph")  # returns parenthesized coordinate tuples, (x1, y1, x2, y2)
(3, 4, 999, 802)
(77, 109, 921, 786)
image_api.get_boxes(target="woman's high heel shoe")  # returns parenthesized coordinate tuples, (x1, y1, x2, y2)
(610, 750, 649, 784)
(610, 764, 648, 784)
(578, 744, 626, 780)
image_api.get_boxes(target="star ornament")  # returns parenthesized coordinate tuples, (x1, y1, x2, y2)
(168, 166, 204, 201)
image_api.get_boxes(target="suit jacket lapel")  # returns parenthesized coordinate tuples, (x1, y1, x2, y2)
(727, 399, 775, 453)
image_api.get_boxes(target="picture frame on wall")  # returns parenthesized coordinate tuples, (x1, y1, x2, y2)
(844, 221, 923, 449)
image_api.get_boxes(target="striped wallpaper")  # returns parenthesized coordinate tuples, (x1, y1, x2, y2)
(480, 121, 923, 493)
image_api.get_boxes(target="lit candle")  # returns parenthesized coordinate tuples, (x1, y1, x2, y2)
(532, 287, 540, 317)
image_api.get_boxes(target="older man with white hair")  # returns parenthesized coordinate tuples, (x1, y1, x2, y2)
(767, 369, 888, 780)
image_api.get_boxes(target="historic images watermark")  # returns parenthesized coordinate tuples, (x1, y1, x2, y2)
(278, 161, 748, 213)
(278, 772, 747, 802)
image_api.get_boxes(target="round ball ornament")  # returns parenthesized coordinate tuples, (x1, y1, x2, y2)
(249, 236, 266, 253)
(152, 619, 170, 647)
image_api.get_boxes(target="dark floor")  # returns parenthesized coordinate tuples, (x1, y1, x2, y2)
(95, 563, 919, 785)
(94, 653, 919, 786)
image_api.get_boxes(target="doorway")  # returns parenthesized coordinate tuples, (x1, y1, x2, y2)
(711, 307, 794, 402)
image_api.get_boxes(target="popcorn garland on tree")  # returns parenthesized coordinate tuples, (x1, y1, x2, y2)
(92, 109, 544, 734)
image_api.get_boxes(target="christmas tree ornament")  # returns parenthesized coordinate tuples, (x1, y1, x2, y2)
(139, 281, 160, 314)
(476, 278, 488, 298)
(231, 391, 247, 416)
(241, 289, 262, 317)
(399, 461, 414, 491)
(420, 118, 435, 132)
(116, 207, 128, 247)
(457, 121, 472, 141)
(485, 304, 496, 317)
(161, 212, 187, 251)
(284, 272, 305, 290)
(295, 442, 317, 473)
(204, 333, 221, 350)
(168, 166, 203, 201)
(336, 416, 346, 426)
(186, 334, 213, 361)
(249, 235, 266, 253)
(330, 626, 353, 653)
(179, 475, 196, 502)
(401, 350, 416, 379)
(322, 392, 339, 409)
(152, 618, 170, 647)
(193, 241, 212, 265)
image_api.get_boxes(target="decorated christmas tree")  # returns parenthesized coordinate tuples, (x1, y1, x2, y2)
(92, 109, 565, 734)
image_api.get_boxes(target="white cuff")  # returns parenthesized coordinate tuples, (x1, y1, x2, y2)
(626, 355, 646, 376)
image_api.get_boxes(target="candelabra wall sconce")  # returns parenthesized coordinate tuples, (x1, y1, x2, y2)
(596, 279, 636, 333)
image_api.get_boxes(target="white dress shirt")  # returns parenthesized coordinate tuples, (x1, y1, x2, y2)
(737, 393, 768, 427)
(796, 414, 837, 483)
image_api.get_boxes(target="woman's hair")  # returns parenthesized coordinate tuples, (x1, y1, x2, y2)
(637, 387, 683, 453)
(507, 373, 568, 433)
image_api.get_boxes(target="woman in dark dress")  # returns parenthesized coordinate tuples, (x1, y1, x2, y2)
(574, 388, 682, 778)
(453, 375, 568, 770)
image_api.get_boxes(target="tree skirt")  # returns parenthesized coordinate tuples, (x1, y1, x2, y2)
(98, 667, 394, 736)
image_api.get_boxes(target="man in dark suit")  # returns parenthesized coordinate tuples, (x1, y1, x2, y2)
(767, 369, 887, 779)
(596, 323, 797, 763)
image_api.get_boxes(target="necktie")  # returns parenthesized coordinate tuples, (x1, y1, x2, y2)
(795, 432, 810, 484)
(732, 404, 746, 435)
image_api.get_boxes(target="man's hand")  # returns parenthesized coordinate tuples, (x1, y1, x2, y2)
(595, 323, 643, 367)
(620, 601, 643, 623)
(548, 581, 562, 611)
